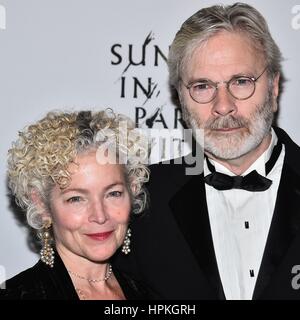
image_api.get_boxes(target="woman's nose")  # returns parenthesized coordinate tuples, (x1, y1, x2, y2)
(88, 200, 108, 224)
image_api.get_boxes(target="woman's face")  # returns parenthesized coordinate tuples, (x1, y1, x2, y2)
(48, 151, 131, 263)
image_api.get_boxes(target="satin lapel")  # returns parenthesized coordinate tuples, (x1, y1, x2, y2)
(253, 163, 300, 299)
(169, 173, 225, 299)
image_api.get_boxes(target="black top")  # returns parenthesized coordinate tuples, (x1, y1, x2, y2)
(0, 251, 156, 300)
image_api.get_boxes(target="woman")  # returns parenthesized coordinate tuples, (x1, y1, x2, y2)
(0, 109, 152, 300)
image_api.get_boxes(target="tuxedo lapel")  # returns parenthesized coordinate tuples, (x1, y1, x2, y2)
(169, 173, 225, 299)
(253, 162, 300, 299)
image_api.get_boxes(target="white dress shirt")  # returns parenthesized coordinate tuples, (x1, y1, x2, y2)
(204, 129, 285, 300)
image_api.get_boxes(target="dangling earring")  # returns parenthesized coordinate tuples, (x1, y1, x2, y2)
(40, 221, 54, 268)
(122, 228, 131, 255)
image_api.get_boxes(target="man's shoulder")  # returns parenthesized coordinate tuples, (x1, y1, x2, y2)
(149, 153, 204, 178)
(146, 154, 203, 198)
(149, 158, 186, 177)
(274, 127, 300, 148)
(274, 127, 300, 169)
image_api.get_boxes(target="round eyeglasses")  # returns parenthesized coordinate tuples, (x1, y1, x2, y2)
(182, 67, 268, 104)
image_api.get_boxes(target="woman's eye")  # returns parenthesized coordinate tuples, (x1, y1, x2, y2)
(67, 196, 82, 203)
(108, 191, 123, 198)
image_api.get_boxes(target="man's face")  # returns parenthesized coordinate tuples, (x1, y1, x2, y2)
(180, 31, 279, 160)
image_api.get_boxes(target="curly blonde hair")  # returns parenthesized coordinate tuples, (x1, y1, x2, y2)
(7, 110, 149, 229)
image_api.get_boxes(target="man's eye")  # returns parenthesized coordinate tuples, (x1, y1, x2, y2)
(232, 77, 252, 86)
(67, 196, 82, 203)
(193, 82, 211, 91)
(108, 191, 123, 198)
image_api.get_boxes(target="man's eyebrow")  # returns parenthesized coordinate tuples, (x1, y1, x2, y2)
(188, 71, 255, 84)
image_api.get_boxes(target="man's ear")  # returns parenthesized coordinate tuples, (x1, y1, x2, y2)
(30, 190, 51, 226)
(272, 73, 280, 112)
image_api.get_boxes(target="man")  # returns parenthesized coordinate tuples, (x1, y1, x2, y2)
(115, 3, 300, 299)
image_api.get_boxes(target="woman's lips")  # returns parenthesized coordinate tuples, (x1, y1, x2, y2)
(85, 231, 113, 241)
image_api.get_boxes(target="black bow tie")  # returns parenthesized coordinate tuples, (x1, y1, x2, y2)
(204, 143, 282, 192)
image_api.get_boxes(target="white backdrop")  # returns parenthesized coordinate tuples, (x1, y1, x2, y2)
(1, 0, 300, 280)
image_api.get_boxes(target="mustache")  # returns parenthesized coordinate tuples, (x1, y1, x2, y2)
(205, 115, 248, 130)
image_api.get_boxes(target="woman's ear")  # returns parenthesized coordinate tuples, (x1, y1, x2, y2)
(30, 190, 52, 226)
(129, 180, 141, 197)
(130, 182, 136, 195)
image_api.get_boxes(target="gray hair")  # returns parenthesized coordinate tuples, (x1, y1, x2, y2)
(168, 2, 283, 90)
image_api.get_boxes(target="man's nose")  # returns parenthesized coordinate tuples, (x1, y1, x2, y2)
(211, 85, 237, 116)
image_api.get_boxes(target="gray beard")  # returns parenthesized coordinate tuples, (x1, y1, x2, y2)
(184, 90, 275, 160)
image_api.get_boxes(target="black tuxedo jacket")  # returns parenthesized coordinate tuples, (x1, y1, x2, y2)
(115, 127, 300, 299)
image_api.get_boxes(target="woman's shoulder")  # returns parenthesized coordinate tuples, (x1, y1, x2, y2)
(0, 261, 46, 300)
(0, 253, 79, 300)
(113, 267, 160, 300)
